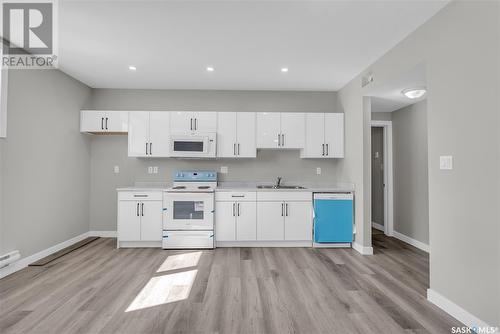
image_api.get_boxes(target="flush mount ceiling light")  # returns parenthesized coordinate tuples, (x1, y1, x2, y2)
(206, 66, 215, 72)
(402, 87, 426, 99)
(128, 66, 137, 71)
(281, 67, 289, 73)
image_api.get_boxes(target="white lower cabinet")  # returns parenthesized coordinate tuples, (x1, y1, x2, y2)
(215, 194, 257, 242)
(284, 201, 312, 240)
(257, 201, 285, 240)
(117, 191, 163, 246)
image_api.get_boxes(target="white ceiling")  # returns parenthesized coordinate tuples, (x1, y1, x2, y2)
(369, 63, 427, 112)
(59, 0, 448, 90)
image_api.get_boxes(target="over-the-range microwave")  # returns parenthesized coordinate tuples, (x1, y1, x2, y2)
(169, 132, 216, 158)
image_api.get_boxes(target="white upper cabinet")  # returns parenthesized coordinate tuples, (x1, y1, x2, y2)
(217, 112, 256, 158)
(301, 113, 344, 158)
(80, 110, 128, 133)
(128, 112, 170, 157)
(170, 111, 216, 132)
(256, 112, 305, 149)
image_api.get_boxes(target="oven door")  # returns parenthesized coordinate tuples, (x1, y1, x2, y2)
(170, 134, 215, 158)
(163, 192, 214, 230)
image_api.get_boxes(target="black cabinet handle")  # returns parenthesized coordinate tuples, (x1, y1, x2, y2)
(105, 117, 108, 130)
(281, 134, 285, 146)
(238, 143, 240, 155)
(141, 203, 144, 216)
(237, 203, 241, 216)
(136, 203, 140, 216)
(101, 117, 104, 130)
(281, 203, 284, 216)
(285, 203, 289, 216)
(145, 143, 148, 155)
(232, 203, 236, 216)
(322, 144, 325, 156)
(149, 142, 152, 155)
(190, 118, 193, 130)
(326, 143, 329, 156)
(194, 118, 197, 130)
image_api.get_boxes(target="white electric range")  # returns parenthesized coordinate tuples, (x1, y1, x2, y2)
(162, 171, 217, 249)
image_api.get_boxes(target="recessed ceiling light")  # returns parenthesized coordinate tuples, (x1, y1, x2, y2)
(402, 87, 426, 99)
(206, 66, 215, 72)
(128, 66, 136, 71)
(281, 67, 289, 73)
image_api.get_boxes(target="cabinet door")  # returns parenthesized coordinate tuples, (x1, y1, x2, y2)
(171, 111, 193, 132)
(118, 201, 141, 241)
(140, 201, 163, 241)
(149, 112, 171, 157)
(128, 112, 149, 157)
(236, 112, 257, 158)
(281, 113, 305, 148)
(257, 201, 284, 240)
(256, 112, 280, 148)
(304, 113, 325, 158)
(324, 113, 344, 158)
(236, 201, 257, 240)
(215, 201, 236, 241)
(284, 201, 312, 241)
(217, 112, 237, 157)
(80, 111, 108, 132)
(193, 112, 217, 132)
(104, 112, 128, 132)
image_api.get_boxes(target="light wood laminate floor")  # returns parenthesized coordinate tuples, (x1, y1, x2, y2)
(0, 234, 460, 333)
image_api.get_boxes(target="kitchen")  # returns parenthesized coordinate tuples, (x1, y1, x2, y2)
(0, 1, 499, 333)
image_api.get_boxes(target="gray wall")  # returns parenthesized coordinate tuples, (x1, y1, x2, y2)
(87, 90, 340, 231)
(371, 112, 392, 121)
(371, 127, 384, 226)
(392, 101, 428, 244)
(338, 1, 499, 326)
(0, 70, 91, 258)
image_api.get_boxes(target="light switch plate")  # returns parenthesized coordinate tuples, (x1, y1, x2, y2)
(148, 166, 153, 174)
(153, 166, 158, 174)
(440, 156, 453, 170)
(220, 166, 228, 174)
(114, 166, 120, 173)
(316, 167, 322, 175)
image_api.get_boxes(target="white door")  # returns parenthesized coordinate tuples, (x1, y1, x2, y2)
(217, 112, 237, 157)
(257, 201, 284, 240)
(284, 201, 312, 241)
(80, 111, 108, 132)
(104, 112, 128, 132)
(256, 112, 280, 148)
(304, 113, 325, 157)
(118, 201, 141, 241)
(215, 201, 236, 241)
(140, 201, 163, 241)
(324, 113, 344, 158)
(281, 113, 305, 148)
(128, 112, 149, 157)
(171, 111, 194, 131)
(193, 112, 217, 132)
(236, 201, 257, 240)
(236, 112, 256, 158)
(149, 112, 171, 157)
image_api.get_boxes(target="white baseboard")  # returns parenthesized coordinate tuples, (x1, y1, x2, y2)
(392, 230, 429, 253)
(371, 222, 385, 232)
(427, 289, 495, 331)
(216, 240, 312, 247)
(89, 230, 117, 238)
(0, 231, 90, 279)
(352, 242, 374, 255)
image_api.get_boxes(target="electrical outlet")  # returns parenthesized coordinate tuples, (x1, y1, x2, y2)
(220, 166, 228, 174)
(153, 166, 159, 174)
(114, 166, 120, 173)
(148, 166, 153, 174)
(316, 167, 322, 175)
(440, 156, 453, 170)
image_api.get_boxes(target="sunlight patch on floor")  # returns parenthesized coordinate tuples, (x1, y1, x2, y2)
(125, 269, 198, 312)
(156, 251, 203, 273)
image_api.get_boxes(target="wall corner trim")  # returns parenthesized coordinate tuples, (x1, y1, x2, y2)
(392, 230, 429, 253)
(89, 230, 117, 238)
(427, 289, 493, 330)
(352, 242, 374, 255)
(0, 231, 90, 279)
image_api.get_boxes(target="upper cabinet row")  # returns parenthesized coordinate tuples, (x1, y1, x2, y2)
(80, 111, 344, 158)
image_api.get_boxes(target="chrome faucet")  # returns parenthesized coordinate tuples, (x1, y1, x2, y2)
(275, 176, 282, 188)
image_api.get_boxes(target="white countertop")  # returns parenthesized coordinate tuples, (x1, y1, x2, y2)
(117, 181, 354, 192)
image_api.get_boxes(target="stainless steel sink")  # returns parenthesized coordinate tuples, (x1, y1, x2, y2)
(257, 185, 307, 189)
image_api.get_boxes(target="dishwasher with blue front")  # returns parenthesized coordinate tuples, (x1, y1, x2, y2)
(313, 192, 354, 247)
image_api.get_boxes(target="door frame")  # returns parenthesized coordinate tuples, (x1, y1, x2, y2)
(370, 120, 394, 236)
